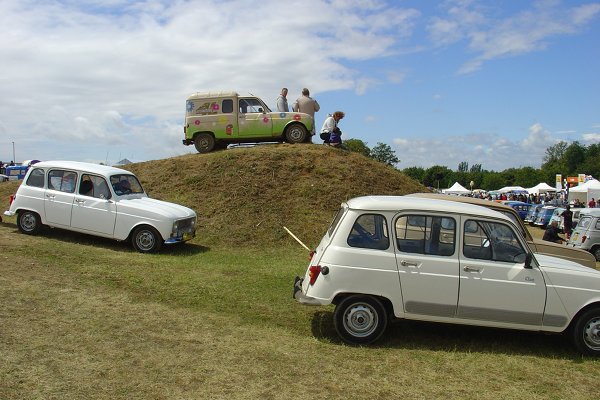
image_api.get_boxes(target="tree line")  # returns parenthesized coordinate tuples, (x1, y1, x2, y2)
(345, 139, 600, 191)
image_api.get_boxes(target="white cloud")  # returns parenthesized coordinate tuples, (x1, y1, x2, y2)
(0, 0, 419, 163)
(582, 133, 600, 142)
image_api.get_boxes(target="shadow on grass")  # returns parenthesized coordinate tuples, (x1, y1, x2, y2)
(3, 223, 210, 255)
(311, 310, 583, 359)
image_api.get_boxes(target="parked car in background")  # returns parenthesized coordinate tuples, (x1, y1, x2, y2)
(501, 201, 531, 220)
(293, 195, 600, 355)
(4, 161, 197, 253)
(0, 173, 8, 182)
(568, 209, 600, 261)
(408, 193, 595, 268)
(534, 206, 557, 228)
(525, 204, 543, 225)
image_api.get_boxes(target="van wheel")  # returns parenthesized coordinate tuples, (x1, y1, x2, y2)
(285, 123, 308, 144)
(17, 210, 42, 235)
(131, 226, 162, 253)
(572, 307, 600, 356)
(194, 133, 216, 153)
(334, 295, 388, 344)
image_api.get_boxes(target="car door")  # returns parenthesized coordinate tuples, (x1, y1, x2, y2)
(394, 213, 460, 318)
(44, 169, 77, 227)
(238, 98, 272, 137)
(458, 217, 546, 327)
(70, 174, 117, 236)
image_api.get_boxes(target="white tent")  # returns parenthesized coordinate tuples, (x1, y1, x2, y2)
(569, 179, 600, 204)
(526, 182, 557, 195)
(497, 186, 527, 193)
(442, 182, 471, 195)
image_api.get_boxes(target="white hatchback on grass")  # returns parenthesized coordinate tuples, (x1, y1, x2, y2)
(4, 161, 197, 253)
(293, 195, 600, 355)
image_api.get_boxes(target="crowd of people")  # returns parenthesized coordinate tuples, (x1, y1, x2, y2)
(275, 87, 345, 148)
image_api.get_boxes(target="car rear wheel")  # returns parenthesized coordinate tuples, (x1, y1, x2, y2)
(194, 133, 216, 153)
(334, 295, 388, 344)
(572, 307, 600, 356)
(131, 225, 162, 253)
(17, 210, 42, 235)
(285, 123, 308, 144)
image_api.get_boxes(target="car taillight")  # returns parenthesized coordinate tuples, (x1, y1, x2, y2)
(309, 250, 315, 260)
(9, 194, 15, 206)
(582, 235, 587, 244)
(308, 265, 321, 285)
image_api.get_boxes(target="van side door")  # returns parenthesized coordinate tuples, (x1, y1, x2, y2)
(238, 97, 273, 137)
(394, 213, 460, 318)
(44, 169, 77, 227)
(458, 217, 546, 327)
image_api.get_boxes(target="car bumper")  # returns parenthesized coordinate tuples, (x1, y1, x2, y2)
(293, 276, 322, 306)
(165, 230, 195, 244)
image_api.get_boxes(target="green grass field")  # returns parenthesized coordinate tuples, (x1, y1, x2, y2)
(1, 218, 600, 400)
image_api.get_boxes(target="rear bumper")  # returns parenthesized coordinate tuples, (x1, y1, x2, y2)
(293, 276, 322, 306)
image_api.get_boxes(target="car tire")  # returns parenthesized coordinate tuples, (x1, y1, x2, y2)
(131, 225, 162, 253)
(17, 210, 42, 235)
(285, 123, 308, 144)
(194, 133, 216, 153)
(572, 307, 600, 356)
(334, 295, 388, 345)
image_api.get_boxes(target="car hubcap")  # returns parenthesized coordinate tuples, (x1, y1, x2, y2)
(343, 303, 378, 338)
(289, 128, 303, 141)
(21, 213, 36, 231)
(136, 230, 155, 250)
(583, 317, 600, 350)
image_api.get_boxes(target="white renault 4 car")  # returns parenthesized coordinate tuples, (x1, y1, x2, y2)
(293, 196, 600, 355)
(4, 161, 197, 253)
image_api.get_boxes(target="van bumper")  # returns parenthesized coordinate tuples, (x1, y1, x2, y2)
(293, 276, 322, 306)
(182, 139, 193, 146)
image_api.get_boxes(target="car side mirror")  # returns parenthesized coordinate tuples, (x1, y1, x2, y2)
(524, 253, 533, 269)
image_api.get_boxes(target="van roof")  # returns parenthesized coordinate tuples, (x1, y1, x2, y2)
(187, 91, 239, 100)
(31, 161, 132, 177)
(345, 195, 511, 222)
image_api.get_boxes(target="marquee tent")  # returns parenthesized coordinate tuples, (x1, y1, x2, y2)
(497, 186, 527, 194)
(442, 182, 471, 195)
(526, 182, 556, 195)
(568, 179, 600, 204)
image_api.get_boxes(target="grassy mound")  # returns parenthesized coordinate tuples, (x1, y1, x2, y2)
(126, 144, 426, 247)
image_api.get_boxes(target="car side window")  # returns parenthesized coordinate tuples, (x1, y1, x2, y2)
(222, 99, 233, 113)
(347, 214, 389, 250)
(395, 215, 456, 256)
(463, 220, 526, 263)
(26, 168, 45, 188)
(79, 174, 111, 199)
(48, 170, 77, 193)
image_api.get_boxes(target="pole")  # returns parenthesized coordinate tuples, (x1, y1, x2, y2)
(12, 141, 15, 163)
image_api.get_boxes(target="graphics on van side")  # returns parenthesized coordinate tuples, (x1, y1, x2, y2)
(187, 100, 220, 115)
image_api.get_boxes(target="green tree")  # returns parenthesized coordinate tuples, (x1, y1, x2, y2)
(402, 166, 425, 183)
(344, 138, 371, 157)
(370, 142, 400, 167)
(423, 165, 453, 189)
(470, 164, 482, 173)
(457, 161, 469, 172)
(563, 141, 586, 175)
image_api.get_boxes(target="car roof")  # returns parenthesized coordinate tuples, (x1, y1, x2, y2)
(407, 192, 518, 212)
(187, 91, 239, 100)
(579, 208, 600, 217)
(31, 161, 132, 177)
(345, 195, 513, 223)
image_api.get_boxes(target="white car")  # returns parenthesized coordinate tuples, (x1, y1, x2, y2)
(294, 195, 600, 355)
(4, 161, 196, 253)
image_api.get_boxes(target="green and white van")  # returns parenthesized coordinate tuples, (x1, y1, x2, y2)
(183, 91, 314, 153)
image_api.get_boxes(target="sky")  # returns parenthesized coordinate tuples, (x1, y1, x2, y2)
(1, 0, 599, 171)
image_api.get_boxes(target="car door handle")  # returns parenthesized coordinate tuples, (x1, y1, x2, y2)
(400, 260, 419, 267)
(463, 266, 481, 272)
(75, 199, 85, 204)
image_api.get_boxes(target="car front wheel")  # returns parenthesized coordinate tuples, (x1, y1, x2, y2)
(334, 295, 388, 344)
(17, 210, 42, 235)
(131, 226, 162, 253)
(285, 123, 308, 144)
(572, 307, 600, 356)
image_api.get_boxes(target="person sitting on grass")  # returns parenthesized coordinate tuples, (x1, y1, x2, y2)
(542, 220, 565, 244)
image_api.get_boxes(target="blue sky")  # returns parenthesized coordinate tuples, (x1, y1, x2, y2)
(0, 0, 599, 171)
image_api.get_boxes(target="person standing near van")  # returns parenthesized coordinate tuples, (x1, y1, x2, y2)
(276, 88, 289, 112)
(561, 205, 574, 239)
(293, 88, 320, 135)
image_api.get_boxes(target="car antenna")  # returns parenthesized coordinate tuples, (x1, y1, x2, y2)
(283, 226, 311, 251)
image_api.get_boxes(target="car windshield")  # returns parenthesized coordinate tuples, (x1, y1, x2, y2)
(110, 174, 144, 196)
